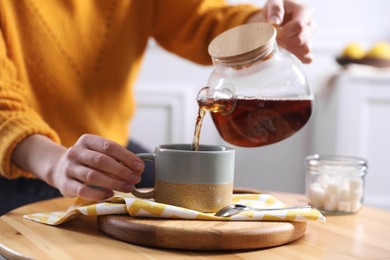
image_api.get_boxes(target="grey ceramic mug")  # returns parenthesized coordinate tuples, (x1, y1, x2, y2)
(132, 144, 235, 212)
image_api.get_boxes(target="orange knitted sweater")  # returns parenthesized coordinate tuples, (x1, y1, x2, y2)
(0, 0, 259, 179)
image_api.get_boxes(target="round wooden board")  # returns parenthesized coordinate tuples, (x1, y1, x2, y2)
(97, 215, 306, 250)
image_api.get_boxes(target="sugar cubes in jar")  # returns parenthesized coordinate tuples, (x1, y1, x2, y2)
(305, 154, 368, 215)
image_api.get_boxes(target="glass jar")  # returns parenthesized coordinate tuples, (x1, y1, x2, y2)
(305, 154, 368, 215)
(197, 22, 313, 147)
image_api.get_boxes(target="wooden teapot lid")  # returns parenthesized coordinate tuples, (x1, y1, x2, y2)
(208, 22, 276, 63)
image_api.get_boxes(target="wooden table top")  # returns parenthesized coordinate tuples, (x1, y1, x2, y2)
(1, 191, 389, 259)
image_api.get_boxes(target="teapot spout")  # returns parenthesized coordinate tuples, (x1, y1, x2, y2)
(196, 85, 236, 115)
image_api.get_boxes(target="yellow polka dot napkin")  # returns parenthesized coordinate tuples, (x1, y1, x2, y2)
(24, 192, 325, 225)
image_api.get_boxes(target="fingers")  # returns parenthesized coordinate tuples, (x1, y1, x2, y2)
(274, 0, 316, 63)
(263, 0, 285, 25)
(75, 134, 144, 173)
(59, 134, 145, 201)
(61, 178, 114, 201)
(280, 4, 315, 41)
(277, 22, 314, 63)
(70, 163, 139, 191)
(67, 145, 142, 183)
(284, 43, 313, 63)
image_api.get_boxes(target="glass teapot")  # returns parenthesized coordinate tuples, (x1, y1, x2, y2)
(197, 22, 313, 147)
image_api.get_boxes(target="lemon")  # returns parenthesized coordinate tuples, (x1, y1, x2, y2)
(341, 42, 366, 59)
(365, 42, 390, 59)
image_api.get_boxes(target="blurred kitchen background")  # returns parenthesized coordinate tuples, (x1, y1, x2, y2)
(130, 0, 390, 210)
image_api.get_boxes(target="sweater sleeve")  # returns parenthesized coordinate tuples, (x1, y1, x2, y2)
(0, 28, 60, 179)
(152, 0, 261, 65)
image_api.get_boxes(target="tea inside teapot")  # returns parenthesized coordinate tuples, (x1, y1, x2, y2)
(203, 95, 312, 147)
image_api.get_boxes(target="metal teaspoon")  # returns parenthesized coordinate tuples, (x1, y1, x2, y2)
(215, 204, 312, 217)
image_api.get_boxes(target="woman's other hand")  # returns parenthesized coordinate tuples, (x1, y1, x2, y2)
(13, 134, 144, 201)
(54, 134, 144, 200)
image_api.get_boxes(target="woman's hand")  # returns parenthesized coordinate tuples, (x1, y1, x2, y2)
(248, 0, 316, 63)
(53, 134, 144, 201)
(13, 134, 144, 201)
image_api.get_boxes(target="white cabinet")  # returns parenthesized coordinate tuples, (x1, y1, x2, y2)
(312, 67, 390, 210)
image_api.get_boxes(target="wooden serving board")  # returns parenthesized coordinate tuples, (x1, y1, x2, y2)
(97, 215, 306, 250)
(97, 188, 306, 250)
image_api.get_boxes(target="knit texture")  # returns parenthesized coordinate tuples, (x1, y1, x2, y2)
(0, 0, 259, 178)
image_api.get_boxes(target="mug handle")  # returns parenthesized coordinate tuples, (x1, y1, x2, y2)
(131, 153, 155, 199)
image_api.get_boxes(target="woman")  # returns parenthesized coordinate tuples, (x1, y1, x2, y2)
(0, 0, 315, 214)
